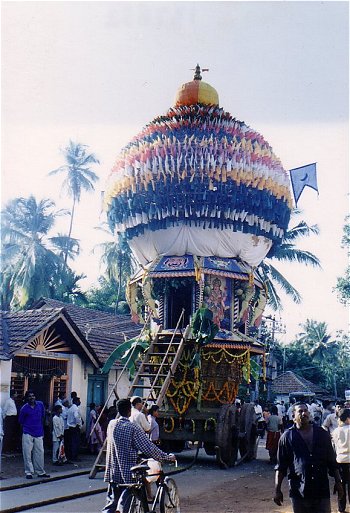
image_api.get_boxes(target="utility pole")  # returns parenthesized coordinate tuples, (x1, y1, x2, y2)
(333, 373, 338, 400)
(262, 315, 286, 401)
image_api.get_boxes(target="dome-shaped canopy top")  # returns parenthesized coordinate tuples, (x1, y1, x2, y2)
(104, 67, 293, 267)
(175, 65, 219, 107)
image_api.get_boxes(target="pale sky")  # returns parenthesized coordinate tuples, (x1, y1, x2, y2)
(2, 1, 349, 342)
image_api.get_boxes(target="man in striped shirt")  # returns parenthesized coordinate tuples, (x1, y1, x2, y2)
(102, 398, 175, 513)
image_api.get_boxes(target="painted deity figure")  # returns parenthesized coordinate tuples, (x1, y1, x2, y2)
(205, 278, 227, 328)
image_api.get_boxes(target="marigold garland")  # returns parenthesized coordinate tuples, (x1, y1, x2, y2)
(201, 348, 249, 365)
(163, 417, 175, 433)
(201, 381, 238, 404)
(204, 417, 217, 431)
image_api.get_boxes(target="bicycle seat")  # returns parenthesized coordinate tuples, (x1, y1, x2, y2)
(130, 463, 150, 473)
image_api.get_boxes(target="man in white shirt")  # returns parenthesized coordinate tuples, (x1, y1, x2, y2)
(52, 404, 64, 464)
(54, 392, 66, 407)
(309, 399, 323, 426)
(323, 401, 344, 435)
(130, 396, 151, 433)
(3, 389, 19, 452)
(67, 397, 83, 461)
(0, 406, 3, 477)
(332, 408, 350, 513)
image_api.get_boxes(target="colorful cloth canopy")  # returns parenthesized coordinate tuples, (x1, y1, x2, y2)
(104, 78, 293, 267)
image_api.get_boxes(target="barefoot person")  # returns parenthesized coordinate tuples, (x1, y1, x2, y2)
(274, 402, 343, 513)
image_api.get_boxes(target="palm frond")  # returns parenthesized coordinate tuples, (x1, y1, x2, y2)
(272, 246, 321, 267)
(285, 221, 320, 241)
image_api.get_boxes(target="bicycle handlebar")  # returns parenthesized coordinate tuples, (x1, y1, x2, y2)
(163, 443, 200, 476)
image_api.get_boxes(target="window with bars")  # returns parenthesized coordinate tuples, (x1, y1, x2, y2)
(12, 355, 68, 378)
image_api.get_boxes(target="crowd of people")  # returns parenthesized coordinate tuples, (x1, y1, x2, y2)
(250, 396, 350, 512)
(1, 390, 349, 513)
(0, 389, 109, 478)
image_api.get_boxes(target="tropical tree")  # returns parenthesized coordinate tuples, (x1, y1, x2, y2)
(93, 225, 136, 311)
(48, 140, 99, 265)
(292, 320, 344, 395)
(50, 233, 80, 262)
(1, 195, 83, 309)
(257, 210, 321, 310)
(334, 216, 350, 305)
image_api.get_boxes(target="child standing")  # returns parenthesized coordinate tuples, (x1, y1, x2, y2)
(52, 405, 64, 465)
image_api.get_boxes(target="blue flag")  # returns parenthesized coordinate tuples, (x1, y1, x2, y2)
(289, 163, 318, 206)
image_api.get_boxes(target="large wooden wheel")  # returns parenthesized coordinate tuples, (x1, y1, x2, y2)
(215, 404, 239, 468)
(238, 402, 258, 462)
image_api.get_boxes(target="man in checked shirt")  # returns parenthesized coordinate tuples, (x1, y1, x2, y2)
(102, 398, 176, 513)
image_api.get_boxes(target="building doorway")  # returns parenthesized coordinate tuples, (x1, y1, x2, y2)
(166, 282, 193, 329)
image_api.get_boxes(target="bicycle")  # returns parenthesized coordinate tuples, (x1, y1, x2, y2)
(117, 458, 181, 513)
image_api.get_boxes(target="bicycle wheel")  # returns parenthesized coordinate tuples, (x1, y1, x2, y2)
(127, 495, 148, 513)
(159, 478, 180, 513)
(118, 490, 148, 513)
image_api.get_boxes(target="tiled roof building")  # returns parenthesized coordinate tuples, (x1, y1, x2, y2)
(271, 370, 329, 399)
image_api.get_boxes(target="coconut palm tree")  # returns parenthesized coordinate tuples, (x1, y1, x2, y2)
(297, 319, 336, 359)
(296, 319, 340, 393)
(257, 211, 321, 310)
(49, 234, 80, 262)
(48, 140, 99, 265)
(1, 195, 80, 309)
(93, 225, 136, 311)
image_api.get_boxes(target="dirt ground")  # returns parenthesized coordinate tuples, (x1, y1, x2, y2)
(1, 442, 343, 513)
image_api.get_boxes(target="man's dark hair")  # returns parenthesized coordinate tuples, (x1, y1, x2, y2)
(339, 408, 350, 423)
(54, 404, 62, 414)
(131, 396, 142, 407)
(293, 401, 308, 411)
(72, 396, 80, 405)
(271, 405, 278, 415)
(118, 399, 131, 417)
(149, 405, 159, 416)
(71, 391, 77, 399)
(336, 400, 345, 407)
(24, 390, 35, 401)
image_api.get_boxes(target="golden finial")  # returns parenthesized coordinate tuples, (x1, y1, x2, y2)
(191, 64, 209, 81)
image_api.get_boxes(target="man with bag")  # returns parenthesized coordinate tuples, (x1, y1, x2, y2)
(102, 398, 175, 513)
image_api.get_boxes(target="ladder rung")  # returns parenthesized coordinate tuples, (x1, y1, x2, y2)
(138, 373, 168, 378)
(130, 384, 162, 389)
(148, 352, 176, 357)
(154, 340, 180, 346)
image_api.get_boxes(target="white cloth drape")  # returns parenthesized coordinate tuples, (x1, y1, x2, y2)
(129, 225, 272, 267)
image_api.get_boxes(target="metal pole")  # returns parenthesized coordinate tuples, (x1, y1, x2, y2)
(333, 374, 338, 400)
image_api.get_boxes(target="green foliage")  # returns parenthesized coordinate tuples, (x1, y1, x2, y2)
(49, 140, 99, 265)
(273, 319, 350, 398)
(1, 195, 85, 310)
(257, 210, 321, 311)
(100, 332, 151, 377)
(93, 228, 135, 310)
(84, 276, 130, 314)
(191, 307, 219, 346)
(334, 216, 350, 305)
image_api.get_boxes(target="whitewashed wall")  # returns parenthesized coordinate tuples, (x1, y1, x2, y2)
(0, 360, 12, 407)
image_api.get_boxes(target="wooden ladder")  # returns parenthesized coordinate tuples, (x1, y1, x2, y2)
(89, 310, 188, 478)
